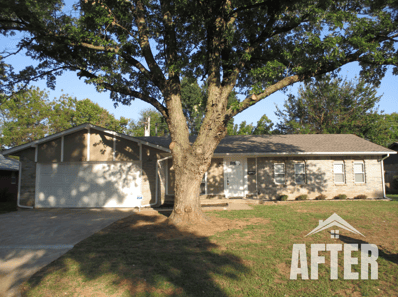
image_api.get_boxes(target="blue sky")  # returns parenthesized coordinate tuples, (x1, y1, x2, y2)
(1, 14, 398, 127)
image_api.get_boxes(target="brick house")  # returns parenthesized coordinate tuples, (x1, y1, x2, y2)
(1, 123, 396, 208)
(384, 142, 398, 194)
(0, 154, 19, 202)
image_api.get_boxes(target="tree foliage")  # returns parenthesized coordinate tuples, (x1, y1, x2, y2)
(0, 86, 128, 148)
(127, 108, 169, 137)
(274, 76, 393, 145)
(227, 115, 275, 135)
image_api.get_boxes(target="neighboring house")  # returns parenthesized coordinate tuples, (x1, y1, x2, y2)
(0, 154, 19, 202)
(1, 123, 396, 208)
(384, 142, 398, 194)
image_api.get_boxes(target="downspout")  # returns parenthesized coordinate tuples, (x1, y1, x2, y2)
(17, 162, 33, 209)
(141, 155, 172, 207)
(380, 154, 390, 199)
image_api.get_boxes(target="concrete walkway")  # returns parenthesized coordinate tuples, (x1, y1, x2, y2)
(0, 209, 134, 297)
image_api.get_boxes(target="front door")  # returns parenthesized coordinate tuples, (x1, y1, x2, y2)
(224, 157, 246, 197)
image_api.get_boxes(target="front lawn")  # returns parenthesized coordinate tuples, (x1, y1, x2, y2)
(22, 200, 398, 296)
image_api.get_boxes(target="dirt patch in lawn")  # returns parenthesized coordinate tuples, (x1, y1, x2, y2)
(105, 210, 270, 239)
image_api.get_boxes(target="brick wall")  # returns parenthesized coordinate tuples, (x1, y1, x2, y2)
(17, 148, 36, 206)
(257, 156, 383, 200)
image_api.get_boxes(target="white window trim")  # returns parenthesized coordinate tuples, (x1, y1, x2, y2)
(334, 161, 345, 184)
(354, 161, 365, 184)
(274, 163, 285, 185)
(294, 163, 306, 184)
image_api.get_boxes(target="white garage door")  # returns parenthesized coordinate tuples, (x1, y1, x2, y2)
(36, 162, 142, 208)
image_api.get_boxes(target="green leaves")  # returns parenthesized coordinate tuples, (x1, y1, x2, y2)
(274, 75, 394, 146)
(0, 87, 128, 149)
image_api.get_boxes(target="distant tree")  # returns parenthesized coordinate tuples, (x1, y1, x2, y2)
(0, 87, 129, 149)
(275, 76, 390, 145)
(127, 109, 169, 137)
(227, 115, 275, 135)
(0, 86, 52, 148)
(253, 115, 275, 135)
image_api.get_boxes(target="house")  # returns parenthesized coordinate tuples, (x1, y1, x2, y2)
(0, 154, 19, 202)
(1, 123, 396, 208)
(384, 142, 398, 193)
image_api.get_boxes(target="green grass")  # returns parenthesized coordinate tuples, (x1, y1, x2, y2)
(22, 201, 398, 296)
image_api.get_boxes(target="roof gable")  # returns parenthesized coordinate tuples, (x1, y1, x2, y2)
(1, 123, 171, 156)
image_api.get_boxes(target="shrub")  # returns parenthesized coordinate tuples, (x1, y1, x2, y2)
(279, 195, 288, 201)
(335, 194, 347, 200)
(296, 194, 308, 200)
(315, 194, 327, 200)
(393, 175, 398, 190)
(354, 194, 367, 200)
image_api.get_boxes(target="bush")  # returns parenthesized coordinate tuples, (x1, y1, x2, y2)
(354, 194, 367, 200)
(279, 195, 288, 201)
(0, 188, 13, 203)
(296, 194, 308, 200)
(315, 194, 327, 200)
(335, 194, 347, 200)
(393, 175, 398, 190)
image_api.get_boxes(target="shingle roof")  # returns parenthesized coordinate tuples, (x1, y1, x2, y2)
(136, 134, 396, 155)
(0, 154, 19, 171)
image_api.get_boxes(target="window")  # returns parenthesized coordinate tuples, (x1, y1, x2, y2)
(11, 172, 17, 184)
(295, 163, 306, 184)
(354, 162, 365, 183)
(274, 163, 285, 184)
(334, 162, 345, 183)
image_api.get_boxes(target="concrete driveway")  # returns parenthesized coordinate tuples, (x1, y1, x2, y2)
(0, 209, 134, 296)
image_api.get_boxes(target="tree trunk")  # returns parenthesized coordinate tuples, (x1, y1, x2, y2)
(167, 152, 209, 225)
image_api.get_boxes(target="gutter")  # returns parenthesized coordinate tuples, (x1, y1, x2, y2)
(213, 151, 397, 157)
(17, 162, 33, 209)
(380, 154, 390, 199)
(141, 155, 172, 208)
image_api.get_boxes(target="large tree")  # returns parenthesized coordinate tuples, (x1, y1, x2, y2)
(1, 0, 398, 224)
(274, 76, 390, 144)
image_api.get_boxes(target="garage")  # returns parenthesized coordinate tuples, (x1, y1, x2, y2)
(36, 162, 142, 208)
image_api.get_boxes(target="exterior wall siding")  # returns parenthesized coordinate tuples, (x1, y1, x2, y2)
(38, 138, 61, 163)
(90, 130, 114, 161)
(115, 136, 140, 161)
(63, 130, 88, 162)
(17, 148, 36, 206)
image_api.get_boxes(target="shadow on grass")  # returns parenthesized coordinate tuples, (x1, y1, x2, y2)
(23, 211, 249, 296)
(338, 234, 398, 266)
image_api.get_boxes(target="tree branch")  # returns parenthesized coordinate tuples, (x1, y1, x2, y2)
(76, 68, 168, 118)
(134, 0, 167, 92)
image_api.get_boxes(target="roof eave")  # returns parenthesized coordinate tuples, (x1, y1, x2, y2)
(213, 151, 397, 157)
